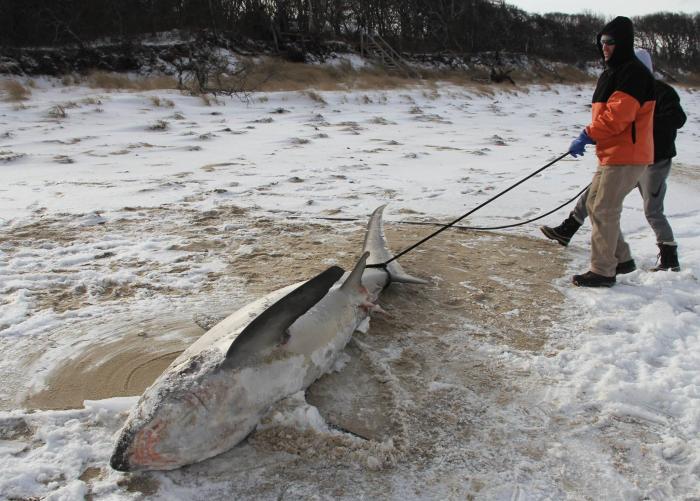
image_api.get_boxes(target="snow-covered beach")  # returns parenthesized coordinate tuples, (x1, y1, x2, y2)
(1, 78, 699, 499)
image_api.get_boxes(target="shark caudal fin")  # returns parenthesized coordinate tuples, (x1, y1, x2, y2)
(363, 205, 428, 285)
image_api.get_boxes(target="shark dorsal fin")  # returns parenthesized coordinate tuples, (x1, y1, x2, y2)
(224, 265, 345, 367)
(341, 251, 369, 292)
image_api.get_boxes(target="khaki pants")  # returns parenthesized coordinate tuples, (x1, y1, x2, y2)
(571, 158, 675, 244)
(586, 164, 647, 277)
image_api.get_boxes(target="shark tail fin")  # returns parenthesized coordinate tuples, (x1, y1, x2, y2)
(363, 205, 429, 285)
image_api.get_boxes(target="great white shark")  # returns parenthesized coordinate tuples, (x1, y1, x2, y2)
(110, 205, 426, 471)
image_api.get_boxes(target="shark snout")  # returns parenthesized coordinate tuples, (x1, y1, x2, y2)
(110, 435, 133, 472)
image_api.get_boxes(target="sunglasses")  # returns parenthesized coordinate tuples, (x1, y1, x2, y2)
(601, 37, 616, 46)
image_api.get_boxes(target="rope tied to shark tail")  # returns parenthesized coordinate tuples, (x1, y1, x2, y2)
(378, 151, 572, 266)
(365, 263, 388, 270)
(365, 262, 392, 288)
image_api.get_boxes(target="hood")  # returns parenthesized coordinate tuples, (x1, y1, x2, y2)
(635, 48, 654, 75)
(597, 16, 635, 68)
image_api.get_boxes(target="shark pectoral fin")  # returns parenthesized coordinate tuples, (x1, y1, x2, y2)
(341, 251, 369, 292)
(224, 265, 345, 367)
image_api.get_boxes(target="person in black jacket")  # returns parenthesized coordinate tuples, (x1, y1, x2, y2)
(540, 48, 687, 273)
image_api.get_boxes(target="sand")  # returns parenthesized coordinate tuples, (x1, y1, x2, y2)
(13, 209, 566, 416)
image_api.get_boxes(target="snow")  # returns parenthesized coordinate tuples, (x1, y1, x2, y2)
(258, 391, 331, 433)
(1, 76, 699, 499)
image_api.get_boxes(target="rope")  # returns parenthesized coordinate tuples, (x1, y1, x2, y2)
(306, 182, 588, 230)
(368, 150, 572, 267)
(396, 183, 589, 231)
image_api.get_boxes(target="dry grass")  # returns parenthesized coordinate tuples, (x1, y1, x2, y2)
(61, 74, 78, 86)
(678, 71, 700, 88)
(147, 119, 169, 131)
(81, 96, 103, 105)
(47, 104, 67, 119)
(199, 93, 223, 106)
(85, 71, 178, 91)
(45, 57, 616, 100)
(2, 79, 31, 101)
(227, 57, 414, 93)
(303, 90, 327, 104)
(149, 96, 175, 107)
(510, 64, 595, 84)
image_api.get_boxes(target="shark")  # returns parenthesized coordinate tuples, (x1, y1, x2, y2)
(110, 205, 426, 472)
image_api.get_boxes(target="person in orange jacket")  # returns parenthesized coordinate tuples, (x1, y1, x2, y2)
(564, 16, 656, 287)
(541, 48, 686, 274)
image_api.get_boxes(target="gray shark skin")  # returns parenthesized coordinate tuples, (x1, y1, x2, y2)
(110, 205, 425, 472)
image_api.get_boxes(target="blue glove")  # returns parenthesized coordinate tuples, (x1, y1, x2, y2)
(569, 129, 595, 157)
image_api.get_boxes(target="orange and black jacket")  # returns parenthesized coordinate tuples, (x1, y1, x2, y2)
(585, 17, 655, 166)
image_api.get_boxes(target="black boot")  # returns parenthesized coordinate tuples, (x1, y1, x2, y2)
(572, 271, 616, 288)
(616, 259, 636, 275)
(651, 243, 680, 272)
(541, 215, 582, 246)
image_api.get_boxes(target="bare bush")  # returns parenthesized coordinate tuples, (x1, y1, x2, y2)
(174, 42, 274, 103)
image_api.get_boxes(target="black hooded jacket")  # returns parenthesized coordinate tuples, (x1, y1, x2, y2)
(653, 79, 687, 161)
(586, 17, 656, 165)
